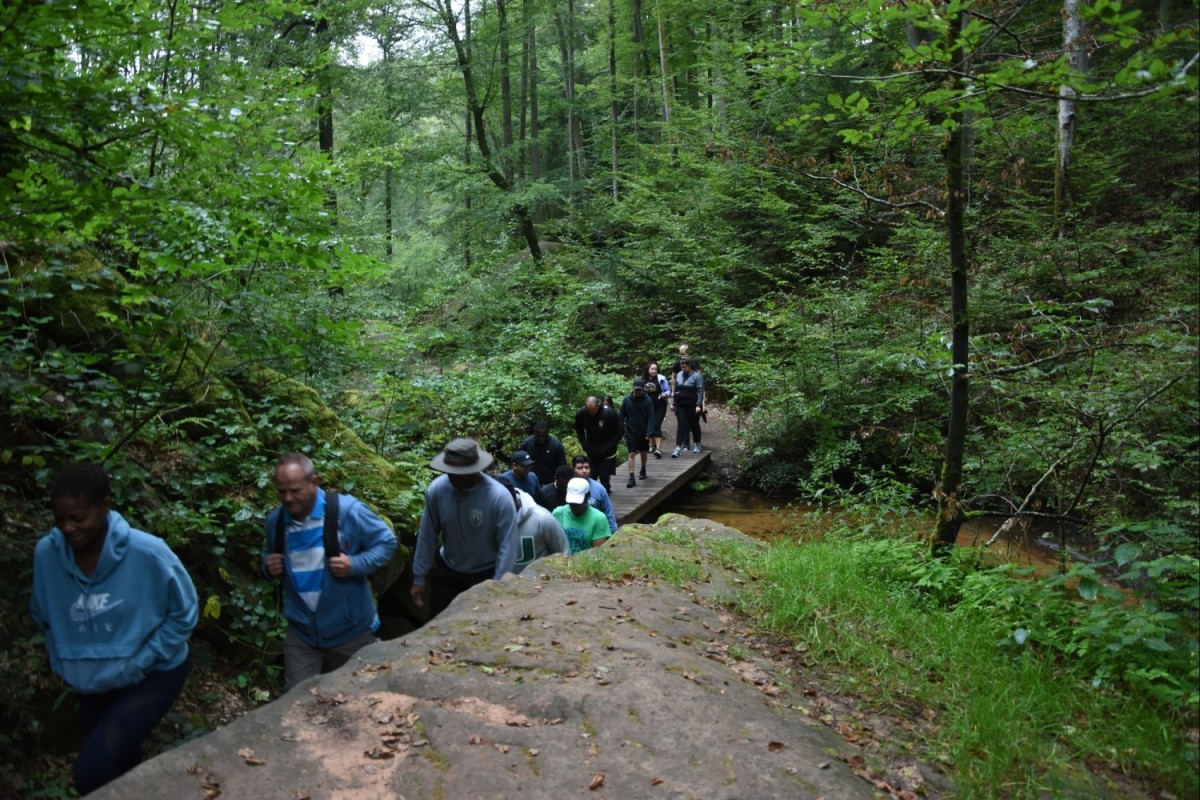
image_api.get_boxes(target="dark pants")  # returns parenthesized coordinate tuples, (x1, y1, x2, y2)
(429, 552, 494, 619)
(651, 400, 669, 438)
(587, 450, 616, 491)
(75, 658, 192, 796)
(676, 404, 702, 448)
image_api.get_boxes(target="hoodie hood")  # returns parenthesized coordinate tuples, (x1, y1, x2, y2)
(515, 489, 536, 525)
(51, 510, 131, 582)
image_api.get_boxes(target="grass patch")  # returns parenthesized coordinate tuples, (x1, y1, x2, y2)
(567, 549, 704, 586)
(734, 534, 1198, 798)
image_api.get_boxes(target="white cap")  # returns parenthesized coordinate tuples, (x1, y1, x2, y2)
(565, 478, 589, 504)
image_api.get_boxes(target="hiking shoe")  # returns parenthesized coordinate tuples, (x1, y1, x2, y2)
(627, 475, 637, 488)
(639, 468, 647, 479)
(671, 447, 681, 458)
(692, 444, 702, 453)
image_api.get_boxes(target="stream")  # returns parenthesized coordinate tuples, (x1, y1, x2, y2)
(648, 485, 1071, 571)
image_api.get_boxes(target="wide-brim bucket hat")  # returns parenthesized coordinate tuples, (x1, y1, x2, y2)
(429, 438, 494, 474)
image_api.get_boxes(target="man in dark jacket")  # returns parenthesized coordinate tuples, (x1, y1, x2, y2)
(574, 396, 623, 492)
(536, 464, 575, 511)
(619, 378, 656, 487)
(520, 421, 567, 485)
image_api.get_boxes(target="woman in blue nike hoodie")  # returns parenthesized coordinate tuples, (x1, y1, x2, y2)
(30, 463, 198, 796)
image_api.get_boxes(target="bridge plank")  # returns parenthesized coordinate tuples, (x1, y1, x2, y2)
(609, 450, 711, 525)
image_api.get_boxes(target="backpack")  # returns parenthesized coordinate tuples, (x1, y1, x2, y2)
(273, 490, 341, 561)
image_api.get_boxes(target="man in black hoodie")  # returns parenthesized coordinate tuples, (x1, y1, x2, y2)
(574, 396, 623, 492)
(620, 379, 656, 488)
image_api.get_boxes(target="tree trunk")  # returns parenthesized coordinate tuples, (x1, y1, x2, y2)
(498, 0, 514, 185)
(383, 38, 395, 258)
(440, 0, 541, 260)
(518, 0, 529, 180)
(385, 165, 394, 257)
(464, 0, 473, 269)
(656, 0, 671, 127)
(315, 15, 336, 219)
(631, 0, 649, 141)
(529, 24, 541, 182)
(609, 0, 619, 200)
(1054, 0, 1087, 238)
(553, 9, 585, 187)
(933, 13, 971, 555)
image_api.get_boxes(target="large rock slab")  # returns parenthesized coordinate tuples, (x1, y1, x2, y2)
(92, 517, 878, 799)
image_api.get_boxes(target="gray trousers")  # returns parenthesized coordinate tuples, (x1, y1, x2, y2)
(283, 628, 378, 692)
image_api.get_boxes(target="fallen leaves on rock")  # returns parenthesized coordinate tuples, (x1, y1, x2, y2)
(186, 763, 224, 798)
(236, 747, 266, 766)
(837, 722, 860, 743)
(767, 741, 786, 752)
(364, 746, 395, 760)
(838, 752, 924, 799)
(589, 773, 605, 790)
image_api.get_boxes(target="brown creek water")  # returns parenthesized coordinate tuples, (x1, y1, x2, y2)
(649, 485, 1071, 571)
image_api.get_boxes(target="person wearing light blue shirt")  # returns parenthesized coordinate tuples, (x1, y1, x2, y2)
(32, 463, 198, 796)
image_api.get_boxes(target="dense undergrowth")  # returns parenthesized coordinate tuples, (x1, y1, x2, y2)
(741, 523, 1199, 798)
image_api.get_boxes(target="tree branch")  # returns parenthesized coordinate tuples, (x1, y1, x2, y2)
(801, 168, 943, 214)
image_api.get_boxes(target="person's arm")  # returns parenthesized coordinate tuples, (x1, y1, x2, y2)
(591, 513, 612, 547)
(606, 408, 625, 453)
(492, 491, 518, 579)
(550, 439, 567, 470)
(134, 549, 199, 676)
(261, 509, 285, 579)
(594, 484, 618, 532)
(343, 499, 397, 577)
(29, 543, 49, 633)
(695, 373, 705, 409)
(411, 488, 440, 588)
(574, 410, 586, 445)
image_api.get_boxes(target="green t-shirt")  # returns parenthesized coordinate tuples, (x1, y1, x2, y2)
(552, 505, 612, 554)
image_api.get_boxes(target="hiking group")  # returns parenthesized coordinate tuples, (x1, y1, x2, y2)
(28, 345, 708, 795)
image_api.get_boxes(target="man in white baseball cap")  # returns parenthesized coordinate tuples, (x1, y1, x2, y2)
(551, 478, 612, 554)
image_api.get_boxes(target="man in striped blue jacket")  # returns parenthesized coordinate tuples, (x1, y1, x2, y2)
(263, 454, 397, 692)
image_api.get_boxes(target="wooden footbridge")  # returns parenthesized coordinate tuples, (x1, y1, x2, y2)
(609, 449, 712, 525)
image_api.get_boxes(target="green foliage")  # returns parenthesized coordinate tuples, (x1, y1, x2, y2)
(736, 525, 1199, 797)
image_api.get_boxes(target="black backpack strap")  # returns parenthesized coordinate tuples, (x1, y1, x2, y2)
(272, 491, 340, 561)
(323, 490, 341, 561)
(273, 507, 286, 556)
